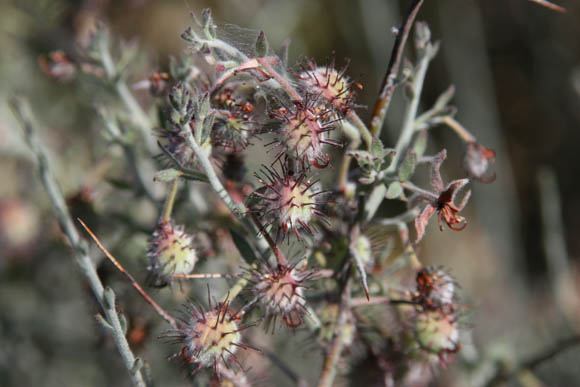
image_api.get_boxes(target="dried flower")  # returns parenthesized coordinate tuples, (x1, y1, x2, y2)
(38, 50, 77, 82)
(463, 142, 496, 183)
(413, 150, 471, 242)
(147, 221, 197, 287)
(413, 266, 456, 309)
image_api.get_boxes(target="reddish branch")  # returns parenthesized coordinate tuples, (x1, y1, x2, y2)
(370, 0, 425, 136)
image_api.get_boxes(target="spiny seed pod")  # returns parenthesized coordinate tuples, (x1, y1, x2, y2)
(298, 60, 359, 116)
(147, 221, 197, 287)
(250, 160, 327, 241)
(248, 262, 314, 330)
(413, 266, 456, 309)
(166, 300, 254, 376)
(269, 98, 340, 169)
(463, 142, 496, 183)
(414, 306, 460, 355)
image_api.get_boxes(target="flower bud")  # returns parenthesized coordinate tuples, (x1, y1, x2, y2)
(463, 142, 496, 183)
(299, 62, 358, 116)
(414, 307, 459, 355)
(147, 221, 197, 287)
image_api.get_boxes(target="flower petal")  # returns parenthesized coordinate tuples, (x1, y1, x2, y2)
(430, 149, 447, 193)
(415, 204, 437, 242)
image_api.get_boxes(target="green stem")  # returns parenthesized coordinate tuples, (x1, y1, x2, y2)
(442, 115, 477, 143)
(160, 179, 179, 223)
(347, 110, 373, 150)
(183, 131, 244, 216)
(10, 97, 148, 387)
(98, 26, 155, 151)
(317, 278, 351, 387)
(182, 128, 275, 263)
(385, 43, 434, 174)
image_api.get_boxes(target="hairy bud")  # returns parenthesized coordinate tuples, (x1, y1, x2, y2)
(147, 221, 197, 287)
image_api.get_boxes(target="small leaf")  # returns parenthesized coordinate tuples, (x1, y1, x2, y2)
(201, 112, 215, 145)
(383, 149, 396, 169)
(413, 130, 428, 158)
(386, 181, 403, 199)
(230, 229, 257, 265)
(180, 26, 196, 43)
(95, 313, 113, 331)
(255, 30, 269, 57)
(201, 9, 215, 39)
(198, 94, 210, 119)
(434, 85, 455, 111)
(364, 183, 387, 222)
(398, 151, 417, 182)
(106, 178, 133, 191)
(371, 137, 384, 159)
(141, 361, 154, 387)
(181, 170, 209, 183)
(103, 287, 116, 310)
(153, 168, 183, 183)
(348, 150, 377, 170)
(359, 169, 378, 185)
(118, 312, 128, 335)
(132, 358, 144, 374)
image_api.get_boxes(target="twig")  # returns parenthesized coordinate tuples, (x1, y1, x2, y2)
(350, 296, 416, 307)
(317, 276, 351, 387)
(78, 219, 177, 328)
(9, 96, 148, 387)
(183, 130, 245, 216)
(338, 111, 373, 191)
(441, 115, 476, 143)
(528, 0, 566, 13)
(370, 0, 425, 137)
(374, 207, 420, 226)
(180, 125, 274, 266)
(247, 208, 288, 266)
(98, 28, 155, 152)
(398, 221, 422, 270)
(264, 350, 308, 386)
(257, 57, 302, 102)
(537, 167, 578, 325)
(173, 273, 237, 280)
(384, 28, 438, 174)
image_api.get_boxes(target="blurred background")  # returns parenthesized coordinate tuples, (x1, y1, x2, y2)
(1, 0, 579, 386)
